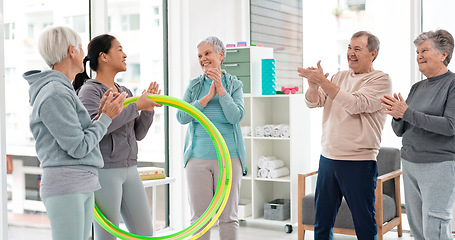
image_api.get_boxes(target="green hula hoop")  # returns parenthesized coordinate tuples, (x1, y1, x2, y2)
(94, 95, 233, 240)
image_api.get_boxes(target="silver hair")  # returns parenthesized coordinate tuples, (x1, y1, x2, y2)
(197, 36, 226, 63)
(414, 29, 454, 66)
(38, 26, 82, 68)
(351, 31, 380, 61)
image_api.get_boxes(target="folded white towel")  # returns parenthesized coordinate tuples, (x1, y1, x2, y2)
(257, 156, 276, 169)
(266, 159, 284, 170)
(268, 167, 290, 179)
(258, 168, 269, 178)
(241, 126, 251, 136)
(263, 125, 273, 137)
(281, 124, 290, 138)
(255, 126, 264, 137)
(272, 125, 282, 138)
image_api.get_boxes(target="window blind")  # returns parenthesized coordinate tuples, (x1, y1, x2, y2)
(250, 0, 303, 93)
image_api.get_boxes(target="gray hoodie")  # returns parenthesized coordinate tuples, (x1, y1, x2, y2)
(24, 70, 111, 174)
(77, 79, 155, 168)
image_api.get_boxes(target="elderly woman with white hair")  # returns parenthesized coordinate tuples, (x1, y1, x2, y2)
(176, 36, 246, 240)
(23, 26, 125, 240)
(381, 29, 455, 240)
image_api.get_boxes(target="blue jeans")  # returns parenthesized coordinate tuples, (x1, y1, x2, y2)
(314, 155, 378, 240)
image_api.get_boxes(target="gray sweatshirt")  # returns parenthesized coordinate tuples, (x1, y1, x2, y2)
(24, 70, 111, 174)
(77, 79, 154, 168)
(392, 71, 455, 163)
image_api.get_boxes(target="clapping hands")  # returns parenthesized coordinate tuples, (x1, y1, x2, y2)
(137, 81, 163, 112)
(297, 60, 329, 88)
(95, 89, 127, 120)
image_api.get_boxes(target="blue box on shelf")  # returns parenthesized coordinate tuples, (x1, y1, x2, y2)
(261, 59, 276, 95)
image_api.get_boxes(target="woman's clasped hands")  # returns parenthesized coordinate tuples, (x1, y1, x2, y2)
(200, 68, 226, 107)
(206, 68, 226, 97)
(380, 93, 408, 119)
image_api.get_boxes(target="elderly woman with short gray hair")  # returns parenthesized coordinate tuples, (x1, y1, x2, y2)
(23, 26, 125, 240)
(177, 36, 246, 240)
(381, 29, 455, 240)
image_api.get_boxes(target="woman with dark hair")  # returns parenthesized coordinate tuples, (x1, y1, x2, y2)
(381, 29, 455, 240)
(75, 34, 161, 239)
(24, 26, 125, 240)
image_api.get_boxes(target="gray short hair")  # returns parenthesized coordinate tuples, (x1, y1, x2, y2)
(197, 36, 226, 63)
(414, 29, 454, 66)
(351, 31, 380, 61)
(38, 26, 82, 68)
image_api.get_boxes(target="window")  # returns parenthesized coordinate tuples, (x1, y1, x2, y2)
(107, 0, 168, 230)
(153, 7, 161, 27)
(422, 0, 455, 71)
(250, 0, 303, 93)
(4, 1, 90, 238)
(4, 0, 168, 238)
(4, 23, 15, 40)
(347, 0, 366, 11)
(72, 15, 87, 33)
(120, 14, 140, 31)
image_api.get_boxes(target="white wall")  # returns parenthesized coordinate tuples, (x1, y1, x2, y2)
(167, 0, 249, 229)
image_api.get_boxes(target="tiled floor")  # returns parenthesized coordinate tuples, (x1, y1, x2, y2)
(8, 222, 413, 240)
(209, 220, 414, 240)
(8, 211, 416, 240)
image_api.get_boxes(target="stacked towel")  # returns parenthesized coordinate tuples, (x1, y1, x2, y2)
(281, 125, 290, 138)
(257, 156, 289, 179)
(268, 167, 290, 179)
(258, 168, 269, 178)
(263, 125, 274, 137)
(266, 159, 284, 170)
(258, 156, 276, 169)
(254, 124, 290, 138)
(241, 126, 251, 136)
(272, 125, 282, 138)
(255, 126, 264, 137)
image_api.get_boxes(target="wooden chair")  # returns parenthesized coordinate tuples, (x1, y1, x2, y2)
(297, 147, 403, 240)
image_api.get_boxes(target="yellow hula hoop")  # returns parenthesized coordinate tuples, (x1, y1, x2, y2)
(94, 95, 233, 239)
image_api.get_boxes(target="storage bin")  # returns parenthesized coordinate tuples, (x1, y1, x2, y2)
(238, 199, 252, 219)
(264, 198, 290, 221)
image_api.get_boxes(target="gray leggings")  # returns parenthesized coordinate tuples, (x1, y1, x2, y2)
(402, 159, 455, 240)
(186, 157, 242, 240)
(94, 165, 154, 240)
(43, 192, 94, 240)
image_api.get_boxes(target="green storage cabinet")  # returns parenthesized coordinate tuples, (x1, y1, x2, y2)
(221, 47, 273, 95)
(222, 62, 250, 76)
(223, 48, 251, 93)
(224, 48, 250, 63)
(236, 76, 250, 93)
